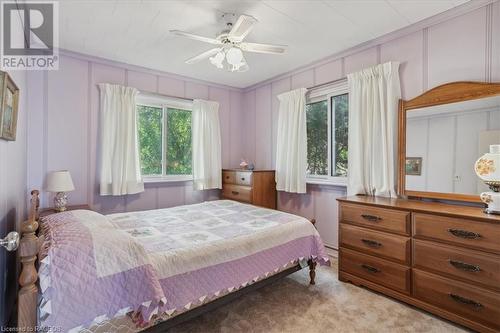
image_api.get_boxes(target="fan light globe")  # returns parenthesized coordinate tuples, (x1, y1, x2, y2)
(209, 51, 225, 68)
(226, 47, 243, 66)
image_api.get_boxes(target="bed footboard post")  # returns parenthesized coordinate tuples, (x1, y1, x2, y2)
(308, 218, 317, 285)
(18, 190, 40, 331)
(308, 260, 316, 285)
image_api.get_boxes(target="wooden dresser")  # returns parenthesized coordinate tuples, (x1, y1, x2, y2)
(338, 196, 500, 333)
(222, 169, 277, 209)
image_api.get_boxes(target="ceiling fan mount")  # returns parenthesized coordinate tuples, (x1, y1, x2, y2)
(170, 13, 287, 72)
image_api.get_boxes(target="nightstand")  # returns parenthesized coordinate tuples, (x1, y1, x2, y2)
(39, 204, 91, 218)
(221, 169, 277, 209)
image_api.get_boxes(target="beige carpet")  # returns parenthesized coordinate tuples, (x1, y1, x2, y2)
(168, 258, 469, 333)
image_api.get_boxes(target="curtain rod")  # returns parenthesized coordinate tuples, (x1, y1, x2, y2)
(138, 90, 194, 102)
(307, 77, 347, 91)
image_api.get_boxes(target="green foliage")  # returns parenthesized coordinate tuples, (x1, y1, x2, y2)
(137, 105, 192, 176)
(305, 94, 349, 177)
(306, 100, 328, 175)
(166, 108, 192, 175)
(332, 94, 348, 176)
(137, 105, 162, 175)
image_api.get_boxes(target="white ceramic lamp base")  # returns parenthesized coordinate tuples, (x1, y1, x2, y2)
(481, 191, 500, 215)
(475, 145, 500, 215)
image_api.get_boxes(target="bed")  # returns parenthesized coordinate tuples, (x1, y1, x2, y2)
(17, 190, 329, 332)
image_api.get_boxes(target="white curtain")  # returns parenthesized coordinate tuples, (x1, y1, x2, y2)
(98, 83, 144, 196)
(192, 99, 222, 190)
(347, 62, 401, 197)
(275, 88, 308, 194)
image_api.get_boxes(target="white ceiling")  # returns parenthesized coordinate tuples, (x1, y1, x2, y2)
(59, 0, 469, 89)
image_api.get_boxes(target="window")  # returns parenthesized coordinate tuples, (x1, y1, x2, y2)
(136, 94, 192, 180)
(306, 81, 349, 185)
(306, 100, 328, 176)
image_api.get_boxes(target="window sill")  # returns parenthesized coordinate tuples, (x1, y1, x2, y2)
(306, 177, 347, 187)
(143, 175, 193, 184)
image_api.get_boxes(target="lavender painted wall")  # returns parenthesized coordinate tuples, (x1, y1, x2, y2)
(0, 70, 28, 326)
(27, 53, 244, 214)
(23, 2, 500, 248)
(241, 3, 500, 249)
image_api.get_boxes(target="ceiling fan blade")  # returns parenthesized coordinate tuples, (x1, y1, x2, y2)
(170, 30, 222, 45)
(185, 48, 221, 64)
(240, 42, 286, 54)
(228, 15, 257, 42)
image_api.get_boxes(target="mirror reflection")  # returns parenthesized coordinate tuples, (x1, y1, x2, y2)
(405, 95, 500, 195)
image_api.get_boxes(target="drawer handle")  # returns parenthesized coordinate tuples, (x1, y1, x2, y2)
(225, 176, 230, 179)
(360, 264, 380, 273)
(449, 293, 483, 308)
(447, 228, 482, 239)
(361, 239, 382, 248)
(448, 259, 481, 272)
(231, 191, 239, 195)
(361, 214, 382, 222)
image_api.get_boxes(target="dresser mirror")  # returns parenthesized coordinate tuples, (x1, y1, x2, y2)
(398, 82, 500, 202)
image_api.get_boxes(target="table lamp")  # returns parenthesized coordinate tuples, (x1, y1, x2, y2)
(46, 170, 75, 212)
(475, 144, 500, 214)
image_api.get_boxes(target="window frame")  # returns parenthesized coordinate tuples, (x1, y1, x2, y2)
(306, 80, 348, 187)
(136, 93, 193, 183)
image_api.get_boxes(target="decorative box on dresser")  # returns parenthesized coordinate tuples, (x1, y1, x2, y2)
(222, 169, 277, 209)
(338, 196, 500, 333)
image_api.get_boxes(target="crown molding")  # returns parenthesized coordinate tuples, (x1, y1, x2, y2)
(57, 0, 496, 93)
(58, 48, 244, 93)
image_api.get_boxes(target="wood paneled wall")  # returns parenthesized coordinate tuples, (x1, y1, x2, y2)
(26, 54, 244, 214)
(241, 3, 500, 249)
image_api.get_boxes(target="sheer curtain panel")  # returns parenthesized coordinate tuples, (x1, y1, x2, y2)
(192, 99, 222, 190)
(99, 83, 144, 195)
(275, 88, 308, 194)
(347, 62, 401, 197)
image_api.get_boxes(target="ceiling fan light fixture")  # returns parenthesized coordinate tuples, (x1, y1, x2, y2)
(209, 51, 225, 68)
(225, 47, 243, 66)
(224, 54, 248, 73)
(173, 13, 286, 73)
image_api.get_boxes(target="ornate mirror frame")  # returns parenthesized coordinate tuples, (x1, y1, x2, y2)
(398, 81, 500, 203)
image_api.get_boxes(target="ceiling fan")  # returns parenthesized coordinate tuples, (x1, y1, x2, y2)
(170, 13, 287, 72)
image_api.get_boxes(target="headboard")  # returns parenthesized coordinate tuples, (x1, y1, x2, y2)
(17, 190, 40, 330)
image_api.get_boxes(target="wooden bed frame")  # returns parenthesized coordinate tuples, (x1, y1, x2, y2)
(17, 190, 318, 331)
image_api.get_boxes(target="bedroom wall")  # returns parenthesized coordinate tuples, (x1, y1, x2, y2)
(406, 107, 500, 194)
(26, 53, 244, 214)
(0, 70, 28, 326)
(241, 3, 500, 249)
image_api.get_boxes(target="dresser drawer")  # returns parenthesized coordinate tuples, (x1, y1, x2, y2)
(340, 203, 410, 235)
(413, 269, 500, 331)
(340, 224, 410, 264)
(340, 248, 410, 294)
(222, 170, 236, 184)
(222, 184, 252, 203)
(413, 239, 500, 291)
(235, 171, 252, 186)
(413, 213, 500, 254)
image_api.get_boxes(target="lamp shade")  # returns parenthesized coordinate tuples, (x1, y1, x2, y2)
(46, 170, 75, 192)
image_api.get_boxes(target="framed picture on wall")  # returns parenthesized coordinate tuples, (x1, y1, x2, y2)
(0, 71, 19, 141)
(405, 157, 422, 176)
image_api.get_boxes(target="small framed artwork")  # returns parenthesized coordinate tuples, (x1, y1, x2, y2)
(405, 157, 422, 176)
(0, 71, 19, 141)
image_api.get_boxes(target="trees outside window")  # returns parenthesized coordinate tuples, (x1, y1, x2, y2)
(306, 89, 349, 182)
(137, 103, 192, 177)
